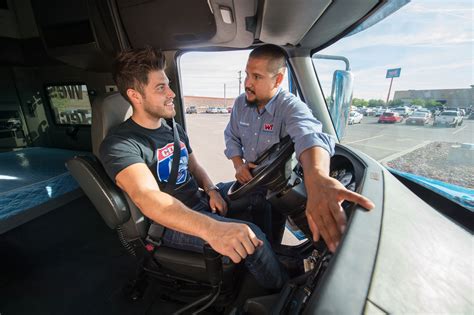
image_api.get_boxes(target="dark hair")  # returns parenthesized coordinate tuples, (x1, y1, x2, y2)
(113, 47, 166, 103)
(249, 44, 286, 74)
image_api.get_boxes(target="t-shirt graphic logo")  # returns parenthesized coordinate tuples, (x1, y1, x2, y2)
(156, 141, 188, 184)
(263, 123, 273, 131)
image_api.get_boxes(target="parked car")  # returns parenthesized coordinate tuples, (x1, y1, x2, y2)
(218, 107, 228, 113)
(433, 110, 463, 127)
(348, 111, 363, 124)
(206, 107, 219, 113)
(375, 107, 388, 117)
(186, 106, 197, 114)
(227, 106, 233, 113)
(416, 108, 432, 118)
(378, 112, 403, 123)
(360, 107, 375, 116)
(393, 106, 411, 117)
(405, 111, 430, 125)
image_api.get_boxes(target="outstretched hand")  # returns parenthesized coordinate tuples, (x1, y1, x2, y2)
(305, 174, 375, 252)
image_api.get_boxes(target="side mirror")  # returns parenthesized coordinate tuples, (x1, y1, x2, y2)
(328, 70, 354, 139)
(313, 54, 354, 140)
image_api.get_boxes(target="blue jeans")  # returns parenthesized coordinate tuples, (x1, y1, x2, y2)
(161, 192, 288, 289)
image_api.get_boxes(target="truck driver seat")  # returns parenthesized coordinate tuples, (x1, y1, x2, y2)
(66, 92, 237, 312)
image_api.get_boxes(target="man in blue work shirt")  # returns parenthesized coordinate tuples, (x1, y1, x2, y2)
(224, 44, 374, 252)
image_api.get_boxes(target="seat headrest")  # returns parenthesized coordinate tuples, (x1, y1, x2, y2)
(91, 92, 133, 157)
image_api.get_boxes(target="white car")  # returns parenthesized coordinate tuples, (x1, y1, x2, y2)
(416, 108, 432, 118)
(433, 110, 463, 127)
(348, 111, 363, 124)
(206, 107, 219, 113)
(393, 106, 411, 117)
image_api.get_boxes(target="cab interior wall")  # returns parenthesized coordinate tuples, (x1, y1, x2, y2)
(0, 0, 118, 152)
(0, 64, 114, 151)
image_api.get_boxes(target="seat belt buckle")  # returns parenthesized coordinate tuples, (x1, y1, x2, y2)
(145, 235, 162, 248)
(146, 222, 165, 249)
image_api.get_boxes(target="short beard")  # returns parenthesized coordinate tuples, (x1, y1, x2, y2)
(144, 102, 175, 120)
(245, 97, 258, 107)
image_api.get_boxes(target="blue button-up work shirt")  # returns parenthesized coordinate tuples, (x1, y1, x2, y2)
(224, 89, 335, 163)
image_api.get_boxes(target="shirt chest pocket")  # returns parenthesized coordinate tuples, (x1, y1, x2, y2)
(238, 121, 251, 140)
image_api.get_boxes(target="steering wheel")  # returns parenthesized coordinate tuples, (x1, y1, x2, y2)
(228, 136, 295, 200)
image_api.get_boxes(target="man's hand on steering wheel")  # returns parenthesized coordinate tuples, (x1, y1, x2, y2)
(305, 173, 375, 253)
(235, 162, 257, 184)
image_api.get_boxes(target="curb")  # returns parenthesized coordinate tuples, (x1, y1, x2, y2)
(379, 140, 432, 165)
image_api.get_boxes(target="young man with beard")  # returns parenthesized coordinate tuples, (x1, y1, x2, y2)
(99, 47, 287, 289)
(224, 44, 375, 253)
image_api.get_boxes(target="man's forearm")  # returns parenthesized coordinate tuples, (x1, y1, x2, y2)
(191, 163, 215, 191)
(299, 146, 331, 193)
(187, 154, 216, 192)
(230, 156, 245, 170)
(134, 189, 215, 241)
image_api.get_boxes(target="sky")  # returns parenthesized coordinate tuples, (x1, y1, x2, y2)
(180, 0, 473, 101)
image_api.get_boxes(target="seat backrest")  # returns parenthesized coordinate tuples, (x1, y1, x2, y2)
(91, 92, 133, 157)
(72, 92, 149, 239)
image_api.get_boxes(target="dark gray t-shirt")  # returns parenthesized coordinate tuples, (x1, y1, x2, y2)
(99, 118, 199, 204)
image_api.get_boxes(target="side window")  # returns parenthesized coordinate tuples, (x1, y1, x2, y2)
(179, 51, 290, 182)
(46, 84, 92, 125)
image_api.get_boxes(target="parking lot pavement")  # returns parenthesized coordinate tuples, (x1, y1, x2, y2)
(186, 114, 474, 181)
(186, 113, 234, 183)
(341, 117, 474, 161)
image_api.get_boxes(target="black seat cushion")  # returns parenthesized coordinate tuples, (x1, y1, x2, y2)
(153, 247, 236, 285)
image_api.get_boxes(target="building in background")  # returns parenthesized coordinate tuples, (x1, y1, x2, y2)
(394, 86, 473, 108)
(183, 96, 236, 112)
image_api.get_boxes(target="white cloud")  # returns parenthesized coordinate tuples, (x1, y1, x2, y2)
(407, 2, 473, 20)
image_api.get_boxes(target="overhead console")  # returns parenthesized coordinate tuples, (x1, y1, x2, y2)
(30, 0, 122, 71)
(116, 0, 256, 50)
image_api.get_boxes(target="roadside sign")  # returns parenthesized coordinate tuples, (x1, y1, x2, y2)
(386, 68, 401, 78)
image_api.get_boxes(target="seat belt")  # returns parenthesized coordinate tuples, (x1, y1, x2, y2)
(147, 119, 181, 245)
(163, 118, 181, 194)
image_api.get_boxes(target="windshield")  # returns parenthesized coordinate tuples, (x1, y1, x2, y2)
(313, 0, 473, 209)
